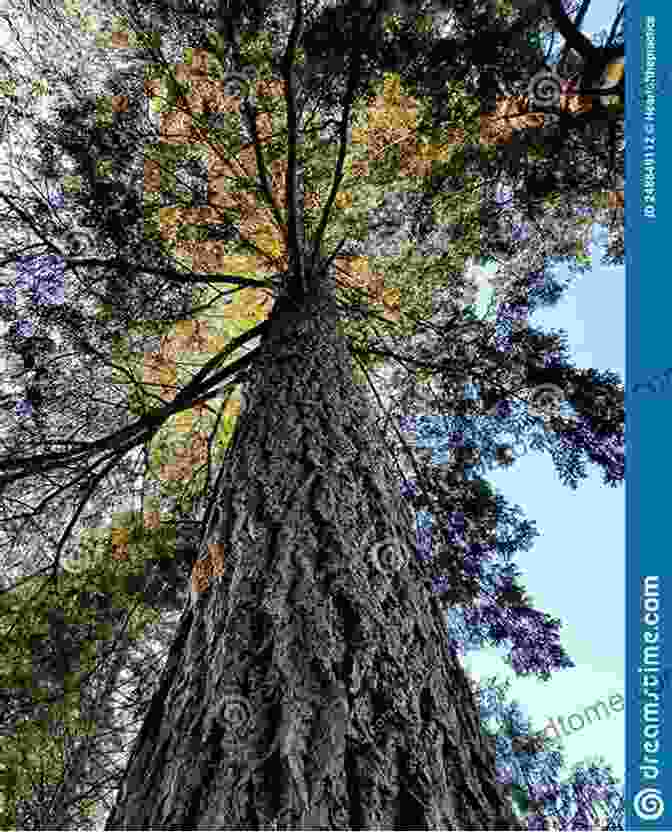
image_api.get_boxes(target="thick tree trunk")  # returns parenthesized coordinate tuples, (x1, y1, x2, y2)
(105, 273, 522, 830)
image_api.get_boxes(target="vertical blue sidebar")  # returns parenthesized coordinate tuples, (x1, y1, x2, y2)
(626, 2, 671, 829)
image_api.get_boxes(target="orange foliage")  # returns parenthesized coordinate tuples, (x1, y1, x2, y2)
(158, 431, 210, 482)
(479, 93, 593, 146)
(144, 49, 402, 324)
(607, 190, 624, 210)
(190, 541, 226, 600)
(144, 51, 289, 279)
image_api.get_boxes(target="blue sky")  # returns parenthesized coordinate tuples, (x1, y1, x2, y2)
(458, 0, 626, 790)
(463, 227, 625, 787)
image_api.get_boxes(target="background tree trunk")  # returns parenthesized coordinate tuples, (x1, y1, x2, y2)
(105, 271, 522, 830)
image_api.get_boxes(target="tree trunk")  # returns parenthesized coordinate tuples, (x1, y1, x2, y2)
(105, 271, 522, 830)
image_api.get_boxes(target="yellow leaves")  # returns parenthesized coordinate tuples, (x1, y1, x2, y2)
(332, 256, 400, 322)
(607, 190, 624, 210)
(335, 255, 377, 285)
(381, 73, 403, 107)
(224, 397, 241, 418)
(174, 410, 196, 433)
(111, 526, 130, 561)
(350, 126, 368, 146)
(347, 72, 454, 183)
(220, 286, 274, 321)
(369, 73, 419, 133)
(558, 94, 592, 114)
(208, 332, 228, 353)
(158, 206, 181, 239)
(334, 191, 354, 210)
(165, 318, 211, 358)
(417, 136, 452, 164)
(96, 158, 114, 178)
(142, 47, 294, 338)
(380, 287, 401, 320)
(253, 224, 284, 261)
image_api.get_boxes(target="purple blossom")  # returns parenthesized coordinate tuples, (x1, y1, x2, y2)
(463, 550, 488, 576)
(448, 511, 466, 531)
(399, 415, 417, 433)
(393, 316, 623, 823)
(47, 187, 65, 209)
(511, 223, 530, 241)
(16, 255, 65, 305)
(474, 674, 624, 829)
(569, 809, 593, 829)
(528, 270, 546, 289)
(497, 302, 528, 324)
(529, 783, 562, 803)
(431, 575, 451, 593)
(0, 286, 17, 306)
(495, 184, 513, 206)
(15, 399, 34, 418)
(495, 332, 513, 351)
(415, 526, 433, 561)
(399, 478, 417, 498)
(16, 319, 34, 337)
(491, 400, 513, 419)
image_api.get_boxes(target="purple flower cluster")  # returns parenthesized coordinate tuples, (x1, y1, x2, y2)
(397, 379, 624, 824)
(16, 254, 65, 305)
(1, 185, 66, 421)
(414, 484, 623, 822)
(399, 466, 572, 680)
(495, 184, 514, 206)
(475, 675, 624, 829)
(556, 413, 624, 487)
(511, 222, 530, 242)
(0, 286, 17, 307)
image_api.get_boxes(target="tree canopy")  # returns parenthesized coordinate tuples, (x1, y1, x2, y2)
(0, 0, 624, 827)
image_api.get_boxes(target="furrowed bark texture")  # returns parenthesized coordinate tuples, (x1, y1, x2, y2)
(105, 274, 522, 830)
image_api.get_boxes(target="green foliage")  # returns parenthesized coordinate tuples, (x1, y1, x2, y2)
(0, 509, 178, 824)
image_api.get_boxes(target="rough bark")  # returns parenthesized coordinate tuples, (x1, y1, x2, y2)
(105, 271, 522, 830)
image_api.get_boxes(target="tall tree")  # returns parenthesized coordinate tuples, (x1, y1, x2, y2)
(0, 0, 623, 827)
